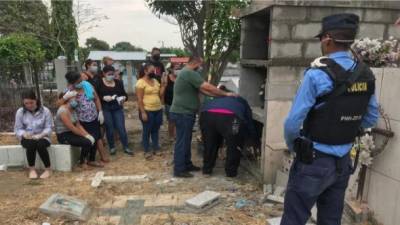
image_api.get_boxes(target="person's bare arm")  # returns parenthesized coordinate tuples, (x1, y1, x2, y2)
(199, 82, 238, 97)
(136, 87, 148, 121)
(160, 82, 166, 105)
(59, 111, 88, 137)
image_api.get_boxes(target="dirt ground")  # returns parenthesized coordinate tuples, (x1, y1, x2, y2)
(0, 101, 277, 225)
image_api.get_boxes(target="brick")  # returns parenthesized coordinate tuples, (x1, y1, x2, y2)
(309, 7, 333, 21)
(357, 24, 385, 39)
(266, 82, 298, 100)
(271, 23, 290, 40)
(270, 42, 302, 58)
(364, 9, 393, 23)
(292, 23, 321, 40)
(268, 67, 299, 83)
(185, 191, 221, 209)
(332, 8, 363, 19)
(304, 42, 321, 58)
(388, 25, 400, 39)
(272, 6, 307, 21)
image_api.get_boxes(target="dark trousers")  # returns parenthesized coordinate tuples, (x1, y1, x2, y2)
(104, 108, 129, 149)
(140, 110, 163, 152)
(280, 153, 352, 225)
(80, 120, 100, 161)
(21, 138, 51, 168)
(200, 112, 243, 176)
(170, 112, 196, 174)
(57, 132, 94, 164)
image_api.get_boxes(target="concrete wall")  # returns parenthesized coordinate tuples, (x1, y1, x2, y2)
(364, 68, 400, 225)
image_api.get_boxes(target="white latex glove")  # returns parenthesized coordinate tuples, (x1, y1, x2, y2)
(23, 132, 32, 139)
(116, 96, 126, 105)
(310, 56, 328, 68)
(103, 95, 114, 102)
(85, 134, 95, 145)
(63, 90, 78, 100)
(32, 133, 44, 140)
(98, 110, 104, 125)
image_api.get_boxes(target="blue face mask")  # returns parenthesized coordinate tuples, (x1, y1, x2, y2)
(69, 100, 78, 109)
(75, 82, 83, 89)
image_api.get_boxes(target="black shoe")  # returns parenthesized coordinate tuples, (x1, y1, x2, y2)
(124, 148, 134, 156)
(174, 171, 194, 178)
(186, 165, 201, 172)
(226, 173, 238, 178)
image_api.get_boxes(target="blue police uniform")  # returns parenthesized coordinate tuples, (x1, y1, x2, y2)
(280, 14, 379, 225)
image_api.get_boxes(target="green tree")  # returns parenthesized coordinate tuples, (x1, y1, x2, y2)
(146, 0, 248, 84)
(85, 37, 110, 51)
(0, 1, 51, 59)
(112, 42, 145, 51)
(50, 0, 78, 62)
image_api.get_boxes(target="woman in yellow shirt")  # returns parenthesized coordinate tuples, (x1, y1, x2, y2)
(136, 63, 166, 159)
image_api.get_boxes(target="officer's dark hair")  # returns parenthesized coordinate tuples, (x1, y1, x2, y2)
(102, 65, 115, 73)
(21, 89, 41, 109)
(151, 47, 160, 53)
(65, 71, 81, 84)
(326, 29, 357, 49)
(84, 59, 94, 70)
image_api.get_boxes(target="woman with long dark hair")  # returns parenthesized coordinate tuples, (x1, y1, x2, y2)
(14, 90, 53, 179)
(136, 63, 166, 159)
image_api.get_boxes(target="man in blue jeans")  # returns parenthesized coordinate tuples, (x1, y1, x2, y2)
(169, 56, 238, 178)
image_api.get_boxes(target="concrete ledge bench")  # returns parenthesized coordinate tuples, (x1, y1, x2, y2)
(0, 145, 80, 172)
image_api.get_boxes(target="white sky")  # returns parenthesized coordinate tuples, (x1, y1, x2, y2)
(76, 0, 183, 51)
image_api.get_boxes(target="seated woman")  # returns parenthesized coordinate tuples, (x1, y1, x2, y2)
(54, 91, 96, 169)
(136, 63, 166, 159)
(97, 65, 131, 155)
(14, 90, 53, 179)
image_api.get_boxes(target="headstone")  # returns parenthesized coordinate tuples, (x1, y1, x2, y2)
(185, 191, 221, 209)
(39, 193, 91, 221)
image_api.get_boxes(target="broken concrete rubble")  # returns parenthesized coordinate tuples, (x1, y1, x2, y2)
(39, 193, 91, 221)
(91, 171, 150, 188)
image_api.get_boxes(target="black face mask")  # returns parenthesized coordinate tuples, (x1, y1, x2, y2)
(152, 54, 160, 61)
(149, 73, 156, 79)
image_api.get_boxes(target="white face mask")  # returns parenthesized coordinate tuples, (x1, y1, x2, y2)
(89, 66, 98, 73)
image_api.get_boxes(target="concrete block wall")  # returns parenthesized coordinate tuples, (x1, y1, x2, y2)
(0, 145, 80, 172)
(364, 68, 400, 225)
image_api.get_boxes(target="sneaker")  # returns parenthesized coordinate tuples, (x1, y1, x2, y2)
(174, 171, 194, 178)
(186, 165, 201, 172)
(109, 148, 117, 155)
(144, 152, 153, 160)
(124, 148, 134, 156)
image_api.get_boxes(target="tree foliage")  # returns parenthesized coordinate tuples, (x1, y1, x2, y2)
(112, 42, 145, 52)
(0, 33, 45, 82)
(50, 0, 79, 62)
(85, 37, 110, 51)
(0, 1, 51, 59)
(160, 47, 190, 57)
(146, 0, 248, 84)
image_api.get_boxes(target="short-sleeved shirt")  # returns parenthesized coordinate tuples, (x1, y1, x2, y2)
(75, 92, 98, 122)
(54, 106, 78, 134)
(136, 78, 162, 111)
(170, 68, 204, 114)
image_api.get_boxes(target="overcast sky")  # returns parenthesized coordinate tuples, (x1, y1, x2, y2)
(76, 0, 184, 51)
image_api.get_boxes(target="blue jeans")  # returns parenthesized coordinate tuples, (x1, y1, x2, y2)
(140, 110, 163, 152)
(103, 108, 129, 149)
(280, 154, 352, 225)
(170, 112, 196, 174)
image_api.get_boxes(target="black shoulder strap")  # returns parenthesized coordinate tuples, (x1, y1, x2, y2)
(316, 58, 360, 104)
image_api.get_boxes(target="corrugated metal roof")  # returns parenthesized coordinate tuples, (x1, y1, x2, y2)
(88, 51, 147, 61)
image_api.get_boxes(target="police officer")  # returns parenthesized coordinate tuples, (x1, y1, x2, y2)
(281, 14, 379, 225)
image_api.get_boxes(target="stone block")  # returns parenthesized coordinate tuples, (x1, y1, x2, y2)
(332, 8, 363, 19)
(364, 9, 393, 23)
(388, 25, 400, 39)
(275, 170, 289, 188)
(52, 145, 77, 172)
(272, 6, 307, 21)
(371, 67, 384, 100)
(39, 193, 91, 221)
(266, 195, 284, 204)
(0, 148, 9, 165)
(268, 67, 300, 83)
(271, 23, 290, 40)
(6, 146, 25, 166)
(265, 101, 292, 144)
(292, 23, 321, 40)
(357, 24, 385, 39)
(309, 7, 333, 21)
(266, 82, 299, 101)
(380, 68, 400, 121)
(367, 170, 399, 225)
(304, 42, 321, 58)
(270, 42, 302, 58)
(185, 191, 221, 209)
(144, 194, 180, 207)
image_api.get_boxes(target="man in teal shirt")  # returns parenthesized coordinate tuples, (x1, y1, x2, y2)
(170, 56, 237, 178)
